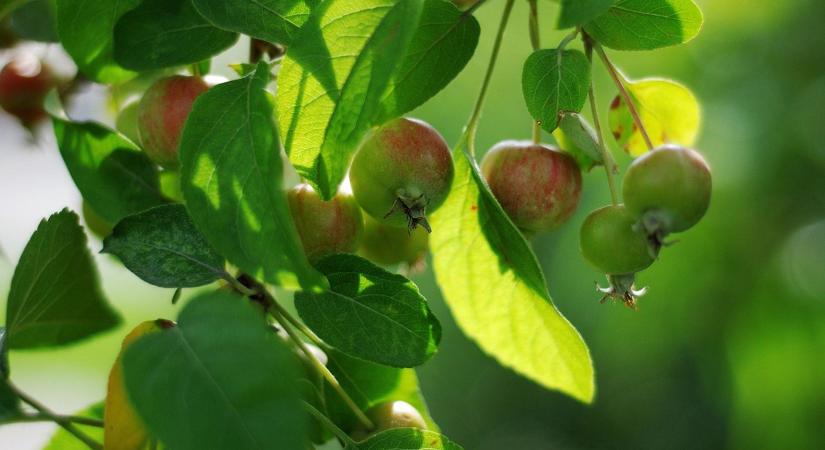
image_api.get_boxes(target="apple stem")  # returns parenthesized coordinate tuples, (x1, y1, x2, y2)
(594, 42, 655, 151)
(465, 0, 516, 155)
(583, 33, 620, 206)
(9, 382, 103, 450)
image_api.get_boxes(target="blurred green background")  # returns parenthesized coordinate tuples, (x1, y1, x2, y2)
(1, 0, 825, 448)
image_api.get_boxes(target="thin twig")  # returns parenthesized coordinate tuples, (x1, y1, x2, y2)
(465, 0, 517, 154)
(10, 383, 103, 450)
(228, 273, 374, 431)
(270, 306, 375, 431)
(593, 41, 654, 151)
(17, 413, 104, 428)
(304, 401, 357, 446)
(584, 37, 620, 205)
(528, 0, 542, 144)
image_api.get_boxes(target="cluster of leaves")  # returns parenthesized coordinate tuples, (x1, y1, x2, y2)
(0, 0, 705, 449)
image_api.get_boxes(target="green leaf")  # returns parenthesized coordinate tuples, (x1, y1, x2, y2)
(558, 0, 615, 29)
(295, 254, 441, 368)
(113, 0, 239, 71)
(122, 291, 305, 450)
(325, 349, 438, 433)
(53, 118, 168, 225)
(41, 403, 104, 450)
(102, 204, 226, 288)
(9, 0, 58, 42)
(276, 0, 424, 199)
(608, 77, 701, 156)
(356, 428, 463, 450)
(522, 48, 591, 132)
(430, 147, 594, 403)
(191, 0, 317, 45)
(180, 63, 325, 291)
(554, 112, 603, 171)
(376, 0, 480, 122)
(584, 0, 703, 51)
(5, 210, 120, 349)
(55, 0, 139, 83)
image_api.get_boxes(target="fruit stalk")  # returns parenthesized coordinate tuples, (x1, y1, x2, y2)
(465, 0, 517, 154)
(269, 305, 376, 431)
(593, 42, 654, 151)
(528, 0, 542, 144)
(229, 274, 374, 431)
(583, 36, 620, 205)
(9, 382, 102, 450)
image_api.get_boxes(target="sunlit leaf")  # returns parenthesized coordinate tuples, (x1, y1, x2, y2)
(558, 0, 615, 29)
(608, 77, 701, 156)
(585, 0, 703, 51)
(122, 292, 305, 450)
(522, 48, 591, 132)
(376, 0, 480, 122)
(191, 0, 317, 45)
(5, 210, 120, 349)
(430, 146, 594, 403)
(276, 0, 423, 199)
(180, 63, 325, 291)
(295, 254, 441, 367)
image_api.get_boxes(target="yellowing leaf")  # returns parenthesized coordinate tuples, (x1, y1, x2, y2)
(609, 78, 701, 156)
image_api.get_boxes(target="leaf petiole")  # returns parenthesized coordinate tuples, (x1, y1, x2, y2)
(583, 35, 620, 205)
(303, 400, 358, 447)
(8, 382, 103, 450)
(465, 0, 517, 154)
(593, 41, 655, 151)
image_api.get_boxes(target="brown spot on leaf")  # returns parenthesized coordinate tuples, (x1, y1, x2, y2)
(610, 96, 622, 110)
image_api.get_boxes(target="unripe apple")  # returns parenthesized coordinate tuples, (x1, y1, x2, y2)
(351, 400, 428, 441)
(359, 215, 429, 267)
(104, 319, 174, 450)
(0, 54, 54, 127)
(579, 204, 655, 276)
(350, 118, 454, 232)
(287, 183, 364, 263)
(481, 141, 582, 234)
(623, 144, 712, 235)
(115, 101, 141, 145)
(137, 75, 209, 169)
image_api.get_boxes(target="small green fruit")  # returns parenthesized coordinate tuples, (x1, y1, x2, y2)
(359, 216, 429, 267)
(350, 118, 454, 232)
(580, 204, 655, 276)
(115, 101, 141, 145)
(351, 400, 428, 441)
(623, 145, 711, 235)
(287, 184, 364, 263)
